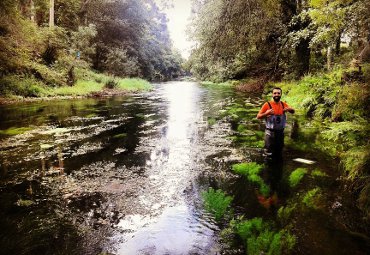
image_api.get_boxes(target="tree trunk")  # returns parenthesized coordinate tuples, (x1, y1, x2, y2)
(335, 31, 341, 55)
(327, 45, 332, 70)
(49, 0, 54, 27)
(30, 0, 35, 22)
(295, 38, 310, 77)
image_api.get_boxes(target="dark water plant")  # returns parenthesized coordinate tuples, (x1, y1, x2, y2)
(232, 162, 270, 196)
(289, 168, 308, 188)
(311, 169, 328, 177)
(302, 188, 323, 209)
(230, 217, 296, 255)
(202, 188, 233, 222)
(277, 204, 297, 226)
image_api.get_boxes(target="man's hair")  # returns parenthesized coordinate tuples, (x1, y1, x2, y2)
(272, 87, 282, 94)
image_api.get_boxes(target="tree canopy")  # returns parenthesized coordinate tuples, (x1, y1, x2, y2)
(0, 0, 183, 84)
(186, 0, 370, 81)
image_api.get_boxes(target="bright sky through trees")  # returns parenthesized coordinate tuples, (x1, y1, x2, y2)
(160, 0, 193, 59)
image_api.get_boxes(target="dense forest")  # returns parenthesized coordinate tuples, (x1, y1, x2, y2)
(0, 0, 183, 97)
(186, 0, 370, 82)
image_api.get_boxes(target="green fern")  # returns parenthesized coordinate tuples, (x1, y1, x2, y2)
(202, 188, 233, 221)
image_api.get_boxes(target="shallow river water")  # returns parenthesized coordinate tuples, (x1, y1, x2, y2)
(0, 81, 368, 255)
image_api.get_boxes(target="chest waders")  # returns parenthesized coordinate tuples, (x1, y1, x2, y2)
(264, 101, 286, 162)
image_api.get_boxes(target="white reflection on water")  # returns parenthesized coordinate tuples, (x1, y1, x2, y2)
(115, 82, 218, 254)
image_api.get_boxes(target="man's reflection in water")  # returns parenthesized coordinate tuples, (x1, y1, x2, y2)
(257, 156, 284, 209)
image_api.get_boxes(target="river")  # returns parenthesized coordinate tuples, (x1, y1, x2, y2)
(0, 81, 368, 255)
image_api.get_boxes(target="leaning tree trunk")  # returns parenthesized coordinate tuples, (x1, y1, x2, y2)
(49, 0, 54, 27)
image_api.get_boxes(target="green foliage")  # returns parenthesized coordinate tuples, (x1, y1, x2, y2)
(358, 183, 370, 221)
(187, 0, 284, 81)
(232, 217, 296, 255)
(103, 48, 139, 77)
(311, 169, 328, 177)
(117, 78, 152, 91)
(113, 133, 127, 139)
(341, 146, 370, 180)
(51, 80, 103, 96)
(302, 188, 323, 209)
(0, 0, 182, 99)
(289, 168, 308, 188)
(232, 162, 270, 196)
(16, 199, 35, 207)
(319, 121, 368, 153)
(232, 162, 262, 176)
(0, 75, 49, 97)
(105, 79, 118, 89)
(207, 117, 217, 126)
(0, 127, 34, 136)
(277, 204, 297, 225)
(70, 24, 97, 62)
(202, 188, 233, 221)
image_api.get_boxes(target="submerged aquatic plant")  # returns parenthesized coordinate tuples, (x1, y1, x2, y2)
(289, 168, 308, 188)
(311, 169, 328, 177)
(232, 162, 270, 196)
(277, 204, 297, 226)
(113, 133, 127, 139)
(202, 188, 233, 221)
(0, 127, 33, 136)
(232, 217, 296, 255)
(302, 188, 323, 209)
(207, 117, 217, 126)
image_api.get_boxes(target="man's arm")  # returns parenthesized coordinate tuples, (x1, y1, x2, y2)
(283, 107, 295, 114)
(257, 109, 274, 119)
(283, 102, 295, 114)
(257, 103, 274, 119)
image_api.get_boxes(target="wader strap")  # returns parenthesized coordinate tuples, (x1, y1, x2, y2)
(267, 101, 285, 109)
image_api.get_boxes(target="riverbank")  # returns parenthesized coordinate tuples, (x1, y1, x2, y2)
(0, 68, 152, 105)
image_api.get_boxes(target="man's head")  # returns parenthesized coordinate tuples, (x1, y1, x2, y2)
(272, 87, 282, 102)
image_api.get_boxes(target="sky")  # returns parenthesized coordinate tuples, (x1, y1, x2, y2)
(159, 0, 194, 59)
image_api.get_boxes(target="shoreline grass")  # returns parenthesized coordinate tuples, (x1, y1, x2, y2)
(0, 70, 153, 103)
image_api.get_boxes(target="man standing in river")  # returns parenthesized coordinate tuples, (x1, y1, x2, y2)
(257, 87, 295, 161)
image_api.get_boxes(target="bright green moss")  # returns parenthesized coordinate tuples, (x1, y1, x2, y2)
(289, 168, 308, 188)
(0, 127, 33, 136)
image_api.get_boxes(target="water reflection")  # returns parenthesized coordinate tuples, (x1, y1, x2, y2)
(115, 82, 218, 254)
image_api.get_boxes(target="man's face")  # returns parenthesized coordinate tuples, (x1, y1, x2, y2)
(272, 89, 281, 102)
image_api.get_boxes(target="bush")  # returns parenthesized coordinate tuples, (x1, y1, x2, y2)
(104, 79, 118, 89)
(0, 75, 48, 97)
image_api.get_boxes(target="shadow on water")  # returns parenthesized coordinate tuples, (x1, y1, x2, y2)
(0, 82, 369, 255)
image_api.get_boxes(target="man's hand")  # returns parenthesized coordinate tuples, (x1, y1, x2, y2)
(266, 109, 274, 116)
(283, 107, 295, 113)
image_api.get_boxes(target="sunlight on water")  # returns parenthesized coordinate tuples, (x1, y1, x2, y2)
(115, 82, 218, 254)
